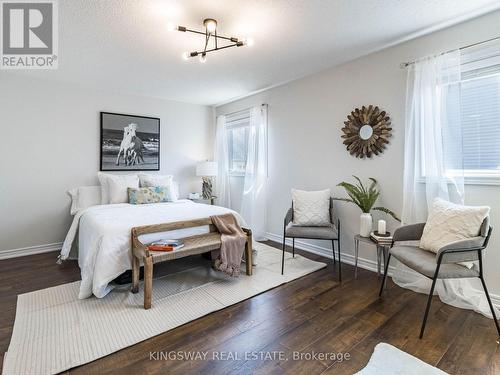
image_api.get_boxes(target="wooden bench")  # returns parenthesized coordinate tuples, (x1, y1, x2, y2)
(131, 218, 253, 309)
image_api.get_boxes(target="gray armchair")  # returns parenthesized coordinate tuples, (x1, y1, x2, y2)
(379, 218, 499, 339)
(282, 198, 341, 281)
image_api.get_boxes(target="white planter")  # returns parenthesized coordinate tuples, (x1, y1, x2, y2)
(360, 213, 373, 237)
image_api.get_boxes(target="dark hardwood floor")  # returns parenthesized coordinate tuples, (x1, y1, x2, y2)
(1, 241, 499, 374)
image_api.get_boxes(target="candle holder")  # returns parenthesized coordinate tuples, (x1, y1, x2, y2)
(373, 231, 391, 237)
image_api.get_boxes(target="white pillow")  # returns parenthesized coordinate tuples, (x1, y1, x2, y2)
(292, 189, 331, 226)
(139, 174, 178, 201)
(138, 174, 173, 188)
(67, 186, 101, 215)
(97, 172, 110, 204)
(171, 181, 180, 201)
(420, 198, 490, 253)
(97, 172, 139, 204)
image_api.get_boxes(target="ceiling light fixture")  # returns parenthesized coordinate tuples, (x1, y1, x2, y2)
(170, 18, 253, 62)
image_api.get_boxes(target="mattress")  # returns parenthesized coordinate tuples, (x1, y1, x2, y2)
(60, 200, 247, 298)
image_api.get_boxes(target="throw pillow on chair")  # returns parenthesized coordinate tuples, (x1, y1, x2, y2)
(291, 188, 331, 226)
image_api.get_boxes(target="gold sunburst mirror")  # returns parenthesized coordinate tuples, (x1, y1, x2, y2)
(341, 105, 392, 158)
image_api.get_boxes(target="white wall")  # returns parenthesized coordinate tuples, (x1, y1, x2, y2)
(0, 75, 213, 253)
(216, 10, 500, 295)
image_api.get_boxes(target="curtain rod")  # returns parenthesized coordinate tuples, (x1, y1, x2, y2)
(223, 103, 268, 118)
(400, 35, 500, 68)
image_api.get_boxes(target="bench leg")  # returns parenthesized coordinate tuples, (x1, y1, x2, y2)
(131, 255, 139, 293)
(245, 233, 253, 276)
(144, 255, 153, 309)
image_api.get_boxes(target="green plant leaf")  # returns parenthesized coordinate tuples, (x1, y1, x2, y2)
(336, 176, 389, 214)
(332, 197, 356, 204)
(337, 182, 364, 210)
(373, 206, 401, 222)
(353, 176, 365, 192)
(353, 175, 370, 210)
(367, 191, 379, 212)
(368, 178, 378, 195)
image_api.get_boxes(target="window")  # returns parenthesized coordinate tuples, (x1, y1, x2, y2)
(459, 39, 500, 182)
(226, 109, 250, 176)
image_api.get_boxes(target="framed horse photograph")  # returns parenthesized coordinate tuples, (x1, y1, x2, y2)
(100, 112, 160, 171)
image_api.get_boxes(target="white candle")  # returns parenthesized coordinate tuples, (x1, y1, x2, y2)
(378, 220, 386, 235)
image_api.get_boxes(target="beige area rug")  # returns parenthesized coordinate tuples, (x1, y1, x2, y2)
(3, 242, 326, 375)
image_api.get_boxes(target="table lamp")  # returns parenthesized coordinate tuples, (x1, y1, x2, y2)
(196, 161, 218, 200)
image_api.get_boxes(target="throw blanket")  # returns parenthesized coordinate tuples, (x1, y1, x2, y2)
(211, 213, 247, 277)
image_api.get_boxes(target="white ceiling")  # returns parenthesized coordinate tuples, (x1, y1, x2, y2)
(5, 0, 500, 105)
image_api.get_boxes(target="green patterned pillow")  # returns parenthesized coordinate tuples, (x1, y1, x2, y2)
(128, 186, 173, 204)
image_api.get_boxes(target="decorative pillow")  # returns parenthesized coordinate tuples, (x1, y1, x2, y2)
(97, 172, 139, 204)
(420, 198, 490, 253)
(138, 173, 178, 201)
(292, 189, 331, 226)
(67, 186, 101, 215)
(128, 186, 173, 204)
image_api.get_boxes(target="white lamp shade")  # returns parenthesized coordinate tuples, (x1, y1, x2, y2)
(196, 161, 218, 176)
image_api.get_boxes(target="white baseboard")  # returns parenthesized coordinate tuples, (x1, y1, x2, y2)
(265, 232, 500, 309)
(265, 231, 391, 275)
(0, 242, 62, 260)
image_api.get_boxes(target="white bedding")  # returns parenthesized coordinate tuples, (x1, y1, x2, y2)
(60, 200, 247, 299)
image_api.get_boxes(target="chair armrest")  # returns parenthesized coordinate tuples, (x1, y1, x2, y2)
(328, 198, 335, 225)
(436, 237, 485, 256)
(436, 236, 485, 264)
(284, 207, 293, 227)
(393, 223, 426, 242)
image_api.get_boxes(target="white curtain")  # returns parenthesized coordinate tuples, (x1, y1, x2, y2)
(395, 50, 498, 318)
(401, 50, 464, 222)
(240, 105, 268, 241)
(214, 115, 231, 208)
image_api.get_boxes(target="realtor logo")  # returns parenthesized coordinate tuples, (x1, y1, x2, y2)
(1, 0, 58, 69)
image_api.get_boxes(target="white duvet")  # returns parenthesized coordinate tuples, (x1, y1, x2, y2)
(60, 200, 247, 299)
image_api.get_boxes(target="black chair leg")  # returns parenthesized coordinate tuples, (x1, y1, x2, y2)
(337, 220, 342, 282)
(419, 261, 441, 339)
(331, 240, 336, 277)
(281, 231, 286, 275)
(337, 239, 342, 282)
(479, 276, 500, 337)
(292, 238, 295, 258)
(379, 253, 391, 297)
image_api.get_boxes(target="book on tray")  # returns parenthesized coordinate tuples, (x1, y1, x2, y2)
(147, 239, 184, 252)
(370, 231, 393, 245)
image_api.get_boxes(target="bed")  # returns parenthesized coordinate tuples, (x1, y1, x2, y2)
(59, 200, 248, 299)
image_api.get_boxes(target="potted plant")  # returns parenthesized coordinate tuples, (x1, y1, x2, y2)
(334, 176, 400, 237)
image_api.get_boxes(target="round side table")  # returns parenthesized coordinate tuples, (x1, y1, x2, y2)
(353, 234, 391, 279)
